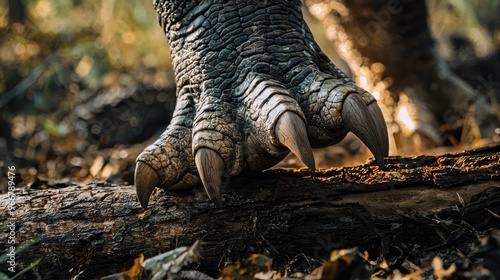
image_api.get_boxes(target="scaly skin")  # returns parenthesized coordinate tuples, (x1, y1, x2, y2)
(135, 0, 389, 208)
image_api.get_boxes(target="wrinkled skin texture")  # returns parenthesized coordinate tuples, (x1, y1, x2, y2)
(135, 0, 388, 208)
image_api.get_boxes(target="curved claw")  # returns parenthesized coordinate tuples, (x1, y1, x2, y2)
(342, 94, 388, 168)
(275, 111, 316, 170)
(367, 101, 389, 158)
(135, 161, 161, 209)
(195, 148, 225, 208)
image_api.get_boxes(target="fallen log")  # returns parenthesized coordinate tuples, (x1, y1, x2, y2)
(1, 144, 499, 279)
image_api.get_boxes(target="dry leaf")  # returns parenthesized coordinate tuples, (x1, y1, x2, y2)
(432, 256, 456, 280)
(99, 254, 144, 280)
(142, 240, 202, 279)
(221, 254, 272, 280)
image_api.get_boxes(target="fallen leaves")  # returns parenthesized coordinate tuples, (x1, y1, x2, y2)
(99, 230, 500, 280)
(221, 254, 273, 280)
(100, 241, 203, 280)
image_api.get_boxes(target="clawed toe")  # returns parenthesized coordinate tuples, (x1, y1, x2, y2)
(135, 161, 161, 209)
(275, 112, 316, 170)
(342, 94, 388, 167)
(195, 148, 225, 208)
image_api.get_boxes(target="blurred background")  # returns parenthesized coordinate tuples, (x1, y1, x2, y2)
(0, 0, 499, 192)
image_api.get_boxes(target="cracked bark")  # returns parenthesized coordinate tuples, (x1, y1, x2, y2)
(1, 145, 499, 279)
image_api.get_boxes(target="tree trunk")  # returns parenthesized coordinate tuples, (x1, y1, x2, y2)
(304, 0, 499, 145)
(1, 145, 499, 279)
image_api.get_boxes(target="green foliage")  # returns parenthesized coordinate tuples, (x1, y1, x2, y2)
(0, 238, 40, 280)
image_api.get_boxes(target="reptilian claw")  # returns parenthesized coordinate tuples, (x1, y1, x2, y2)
(195, 148, 225, 208)
(275, 111, 316, 170)
(135, 161, 161, 209)
(367, 101, 390, 159)
(342, 94, 388, 168)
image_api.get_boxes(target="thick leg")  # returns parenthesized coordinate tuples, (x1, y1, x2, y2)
(135, 0, 389, 208)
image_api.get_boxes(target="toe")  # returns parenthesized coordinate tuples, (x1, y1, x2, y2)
(303, 71, 389, 167)
(135, 125, 200, 208)
(237, 74, 316, 170)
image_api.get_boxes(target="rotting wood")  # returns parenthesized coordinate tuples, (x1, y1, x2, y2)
(1, 144, 499, 279)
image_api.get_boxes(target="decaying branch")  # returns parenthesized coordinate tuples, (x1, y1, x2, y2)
(1, 145, 499, 279)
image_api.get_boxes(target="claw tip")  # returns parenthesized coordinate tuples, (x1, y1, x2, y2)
(195, 148, 225, 208)
(134, 161, 161, 209)
(342, 94, 388, 170)
(275, 112, 316, 170)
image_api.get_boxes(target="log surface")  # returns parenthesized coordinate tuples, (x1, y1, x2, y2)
(1, 145, 500, 279)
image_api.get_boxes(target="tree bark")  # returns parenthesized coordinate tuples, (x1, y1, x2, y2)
(1, 145, 499, 279)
